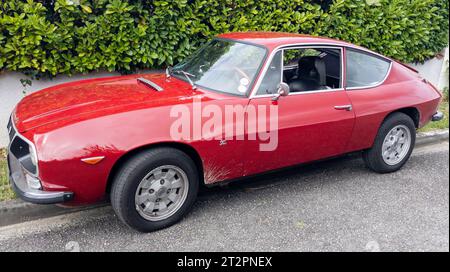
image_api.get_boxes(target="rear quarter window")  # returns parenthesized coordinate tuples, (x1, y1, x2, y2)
(346, 49, 391, 88)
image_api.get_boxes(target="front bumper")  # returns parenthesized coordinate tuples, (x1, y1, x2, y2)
(432, 111, 444, 122)
(8, 153, 74, 204)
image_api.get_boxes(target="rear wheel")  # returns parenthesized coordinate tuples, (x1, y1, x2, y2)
(363, 112, 416, 173)
(111, 148, 199, 232)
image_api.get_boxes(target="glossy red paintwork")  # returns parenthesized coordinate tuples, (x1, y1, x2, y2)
(12, 32, 442, 205)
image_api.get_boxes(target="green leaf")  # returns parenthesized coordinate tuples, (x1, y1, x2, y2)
(81, 5, 92, 14)
(0, 0, 447, 77)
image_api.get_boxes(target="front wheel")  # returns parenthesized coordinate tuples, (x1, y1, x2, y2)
(111, 148, 199, 232)
(363, 112, 416, 173)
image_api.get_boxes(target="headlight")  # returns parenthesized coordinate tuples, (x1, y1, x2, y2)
(29, 145, 37, 166)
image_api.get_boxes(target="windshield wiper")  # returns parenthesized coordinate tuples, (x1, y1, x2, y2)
(165, 66, 172, 79)
(173, 69, 197, 90)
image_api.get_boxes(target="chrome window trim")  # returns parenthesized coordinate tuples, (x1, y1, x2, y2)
(280, 49, 284, 88)
(344, 48, 393, 91)
(8, 116, 39, 177)
(250, 43, 345, 99)
(251, 88, 344, 99)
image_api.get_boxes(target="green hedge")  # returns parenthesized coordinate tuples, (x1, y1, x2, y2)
(0, 0, 448, 78)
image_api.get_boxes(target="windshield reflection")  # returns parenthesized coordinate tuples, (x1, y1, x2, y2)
(172, 39, 266, 96)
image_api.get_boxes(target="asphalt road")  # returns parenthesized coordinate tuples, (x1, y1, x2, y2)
(0, 141, 448, 252)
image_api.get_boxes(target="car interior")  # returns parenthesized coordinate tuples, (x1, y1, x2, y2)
(283, 48, 341, 93)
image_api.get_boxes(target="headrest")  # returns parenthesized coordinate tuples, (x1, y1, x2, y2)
(298, 56, 326, 85)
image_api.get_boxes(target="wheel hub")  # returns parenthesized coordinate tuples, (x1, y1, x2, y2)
(381, 125, 411, 166)
(134, 165, 189, 221)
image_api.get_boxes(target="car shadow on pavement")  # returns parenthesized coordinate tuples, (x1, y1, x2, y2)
(197, 152, 363, 200)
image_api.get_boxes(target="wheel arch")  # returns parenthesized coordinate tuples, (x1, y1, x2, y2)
(364, 107, 420, 150)
(105, 142, 204, 195)
(385, 107, 420, 128)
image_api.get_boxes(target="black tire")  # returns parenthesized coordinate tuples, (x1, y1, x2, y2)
(111, 147, 199, 232)
(363, 112, 416, 173)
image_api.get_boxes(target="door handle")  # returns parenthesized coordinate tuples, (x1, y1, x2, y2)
(334, 105, 352, 111)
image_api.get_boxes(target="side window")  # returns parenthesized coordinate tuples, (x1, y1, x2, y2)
(346, 49, 391, 88)
(283, 47, 341, 93)
(256, 51, 282, 95)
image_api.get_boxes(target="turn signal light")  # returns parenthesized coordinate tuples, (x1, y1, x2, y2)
(81, 156, 105, 165)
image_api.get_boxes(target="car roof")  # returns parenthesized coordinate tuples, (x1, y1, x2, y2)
(217, 32, 397, 63)
(217, 32, 353, 50)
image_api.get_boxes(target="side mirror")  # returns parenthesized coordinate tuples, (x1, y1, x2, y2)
(272, 82, 290, 101)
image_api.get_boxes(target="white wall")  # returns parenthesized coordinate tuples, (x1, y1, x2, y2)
(0, 49, 449, 148)
(409, 47, 449, 90)
(438, 47, 449, 90)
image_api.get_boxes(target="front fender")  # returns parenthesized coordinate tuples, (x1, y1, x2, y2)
(26, 106, 181, 204)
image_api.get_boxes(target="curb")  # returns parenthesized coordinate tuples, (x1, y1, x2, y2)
(416, 129, 449, 147)
(0, 199, 64, 227)
(0, 199, 106, 227)
(0, 129, 448, 227)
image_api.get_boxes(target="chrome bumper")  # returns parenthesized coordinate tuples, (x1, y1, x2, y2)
(8, 153, 73, 204)
(432, 111, 444, 122)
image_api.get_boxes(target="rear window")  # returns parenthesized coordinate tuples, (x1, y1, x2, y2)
(346, 49, 391, 88)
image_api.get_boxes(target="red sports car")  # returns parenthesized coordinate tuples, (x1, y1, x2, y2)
(7, 32, 443, 232)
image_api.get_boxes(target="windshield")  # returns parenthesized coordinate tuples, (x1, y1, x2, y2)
(171, 39, 267, 96)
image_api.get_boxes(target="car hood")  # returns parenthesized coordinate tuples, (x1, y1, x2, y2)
(13, 73, 214, 133)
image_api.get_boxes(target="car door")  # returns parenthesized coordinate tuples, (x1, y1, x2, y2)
(343, 48, 394, 152)
(244, 46, 355, 176)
